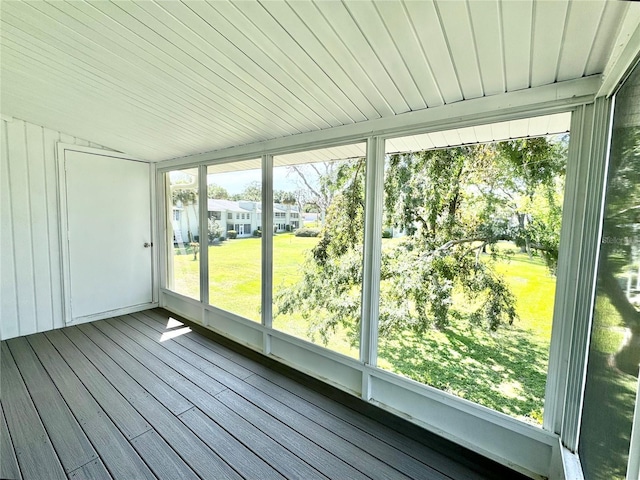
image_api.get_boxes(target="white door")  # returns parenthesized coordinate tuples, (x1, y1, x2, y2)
(62, 150, 153, 322)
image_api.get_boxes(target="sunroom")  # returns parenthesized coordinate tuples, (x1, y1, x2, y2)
(1, 1, 639, 479)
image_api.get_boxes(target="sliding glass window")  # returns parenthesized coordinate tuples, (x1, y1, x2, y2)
(376, 115, 570, 425)
(166, 168, 200, 300)
(272, 143, 366, 358)
(207, 160, 262, 322)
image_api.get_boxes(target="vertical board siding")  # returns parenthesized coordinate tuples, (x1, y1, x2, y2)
(1, 121, 19, 340)
(0, 118, 108, 340)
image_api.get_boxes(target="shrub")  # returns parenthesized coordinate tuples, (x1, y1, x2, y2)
(382, 230, 393, 238)
(218, 235, 225, 242)
(295, 227, 321, 237)
(252, 229, 262, 237)
(208, 218, 222, 244)
(227, 230, 237, 239)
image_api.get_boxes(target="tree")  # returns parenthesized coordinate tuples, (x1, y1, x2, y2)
(496, 137, 566, 259)
(276, 159, 365, 344)
(287, 163, 337, 224)
(232, 181, 262, 202)
(275, 137, 566, 344)
(274, 190, 296, 205)
(172, 187, 197, 243)
(208, 217, 222, 243)
(208, 183, 230, 199)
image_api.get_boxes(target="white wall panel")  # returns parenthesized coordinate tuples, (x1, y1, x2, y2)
(0, 118, 109, 340)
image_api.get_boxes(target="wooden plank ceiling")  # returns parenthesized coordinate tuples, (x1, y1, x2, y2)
(0, 1, 631, 161)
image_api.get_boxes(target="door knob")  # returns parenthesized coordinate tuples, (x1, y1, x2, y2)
(144, 242, 153, 248)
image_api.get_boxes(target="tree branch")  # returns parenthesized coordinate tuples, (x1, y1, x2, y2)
(290, 165, 323, 199)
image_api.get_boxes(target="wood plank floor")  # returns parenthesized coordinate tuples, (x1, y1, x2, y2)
(0, 308, 527, 480)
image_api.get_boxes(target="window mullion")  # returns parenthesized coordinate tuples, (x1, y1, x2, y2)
(360, 136, 385, 373)
(199, 164, 209, 307)
(262, 154, 274, 336)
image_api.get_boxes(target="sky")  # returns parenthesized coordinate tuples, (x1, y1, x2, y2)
(207, 166, 317, 194)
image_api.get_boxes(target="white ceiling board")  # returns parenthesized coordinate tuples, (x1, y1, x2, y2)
(3, 1, 271, 147)
(1, 7, 256, 144)
(429, 130, 449, 149)
(83, 1, 308, 133)
(1, 46, 202, 153)
(556, 1, 607, 82)
(288, 1, 394, 118)
(403, 0, 463, 104)
(313, 0, 410, 114)
(257, 1, 379, 120)
(345, 1, 426, 110)
(530, 1, 569, 87)
(0, 0, 632, 162)
(442, 128, 463, 147)
(509, 118, 530, 139)
(529, 115, 551, 135)
(457, 126, 478, 145)
(585, 2, 629, 77)
(274, 142, 367, 167)
(384, 113, 571, 155)
(40, 1, 276, 139)
(207, 158, 262, 175)
(1, 34, 218, 150)
(501, 0, 533, 92)
(209, 1, 353, 127)
(245, 2, 366, 125)
(435, 1, 484, 99)
(374, 1, 444, 108)
(467, 0, 505, 96)
(121, 1, 312, 133)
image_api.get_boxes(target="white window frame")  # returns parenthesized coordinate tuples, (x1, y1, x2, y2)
(155, 77, 609, 479)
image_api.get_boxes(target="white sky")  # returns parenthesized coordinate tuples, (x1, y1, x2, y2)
(207, 166, 316, 194)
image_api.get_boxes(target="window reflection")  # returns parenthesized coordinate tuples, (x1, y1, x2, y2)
(580, 64, 640, 480)
(166, 169, 200, 300)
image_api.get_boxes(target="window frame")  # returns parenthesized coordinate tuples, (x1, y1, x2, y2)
(156, 87, 611, 479)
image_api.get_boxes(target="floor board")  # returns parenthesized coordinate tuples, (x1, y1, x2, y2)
(1, 405, 22, 480)
(1, 343, 66, 480)
(27, 332, 155, 480)
(0, 309, 529, 480)
(64, 325, 241, 480)
(7, 337, 100, 474)
(122, 313, 409, 479)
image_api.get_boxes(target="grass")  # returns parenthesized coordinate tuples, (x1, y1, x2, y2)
(172, 236, 558, 424)
(377, 244, 556, 424)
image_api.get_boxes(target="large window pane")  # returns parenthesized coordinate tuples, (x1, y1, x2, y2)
(272, 143, 366, 358)
(166, 168, 199, 300)
(207, 160, 262, 321)
(580, 63, 640, 480)
(377, 119, 570, 425)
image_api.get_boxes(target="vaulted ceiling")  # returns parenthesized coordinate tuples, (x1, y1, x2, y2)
(0, 1, 637, 161)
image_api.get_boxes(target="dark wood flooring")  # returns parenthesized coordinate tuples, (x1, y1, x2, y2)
(1, 308, 527, 480)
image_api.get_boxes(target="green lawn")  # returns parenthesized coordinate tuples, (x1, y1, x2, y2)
(377, 252, 555, 423)
(172, 236, 557, 424)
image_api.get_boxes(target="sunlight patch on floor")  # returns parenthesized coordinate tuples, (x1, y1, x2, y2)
(166, 317, 184, 329)
(160, 326, 191, 342)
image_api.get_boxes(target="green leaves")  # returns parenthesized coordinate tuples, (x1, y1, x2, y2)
(275, 137, 564, 343)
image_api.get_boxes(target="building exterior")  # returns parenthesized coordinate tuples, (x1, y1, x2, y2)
(172, 199, 300, 242)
